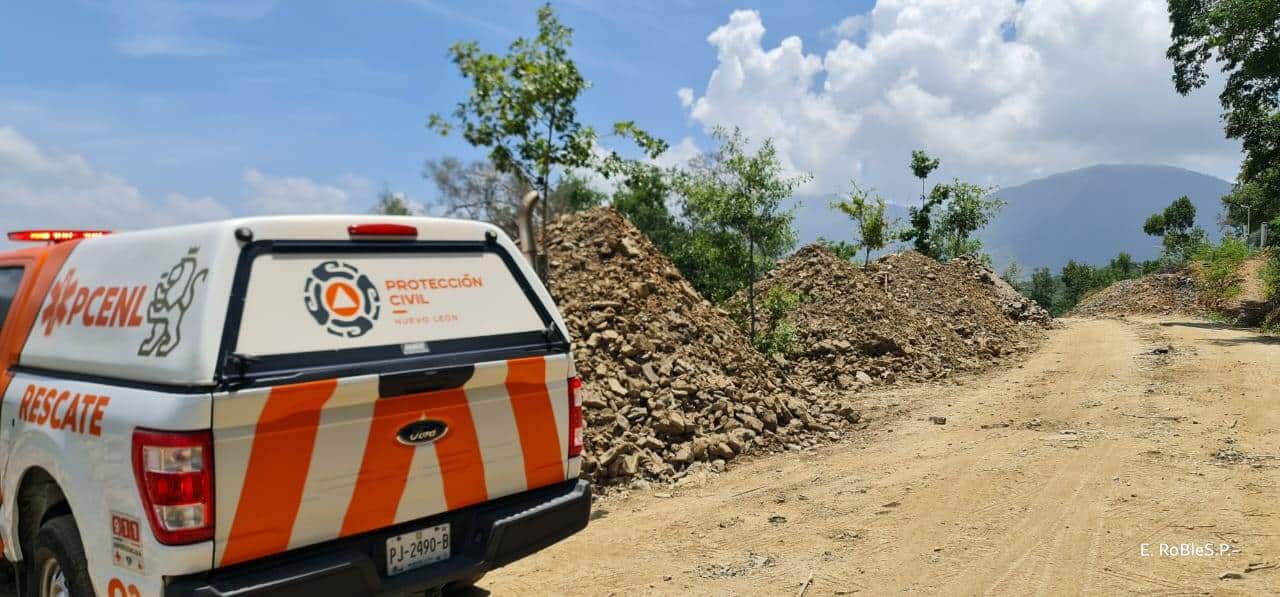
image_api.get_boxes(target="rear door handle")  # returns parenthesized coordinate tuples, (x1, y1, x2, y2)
(379, 365, 475, 398)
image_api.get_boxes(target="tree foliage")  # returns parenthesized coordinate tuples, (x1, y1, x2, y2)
(428, 3, 665, 279)
(547, 172, 607, 214)
(933, 181, 1005, 261)
(1143, 195, 1206, 263)
(896, 150, 1003, 261)
(610, 161, 688, 256)
(1168, 0, 1280, 230)
(753, 284, 803, 355)
(831, 182, 894, 265)
(674, 127, 806, 341)
(370, 187, 416, 216)
(1019, 252, 1157, 316)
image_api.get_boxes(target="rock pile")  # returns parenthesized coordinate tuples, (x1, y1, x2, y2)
(732, 246, 1049, 392)
(1071, 272, 1204, 317)
(546, 209, 861, 486)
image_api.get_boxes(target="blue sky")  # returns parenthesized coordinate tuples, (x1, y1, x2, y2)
(0, 0, 1241, 239)
(0, 1, 870, 218)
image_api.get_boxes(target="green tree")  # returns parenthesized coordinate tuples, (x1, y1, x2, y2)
(752, 284, 803, 355)
(1027, 267, 1061, 314)
(902, 150, 944, 257)
(910, 149, 941, 198)
(1107, 252, 1137, 279)
(1169, 0, 1280, 215)
(831, 182, 893, 265)
(1060, 260, 1099, 308)
(547, 172, 606, 215)
(428, 3, 665, 280)
(816, 238, 860, 262)
(1001, 261, 1024, 287)
(610, 162, 687, 255)
(675, 127, 807, 341)
(371, 187, 415, 216)
(934, 181, 1004, 260)
(902, 183, 948, 258)
(1143, 196, 1205, 262)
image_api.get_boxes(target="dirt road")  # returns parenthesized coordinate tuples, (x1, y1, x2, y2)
(487, 317, 1279, 595)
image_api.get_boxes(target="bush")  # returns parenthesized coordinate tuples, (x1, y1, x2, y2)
(736, 284, 803, 355)
(1262, 249, 1280, 300)
(1191, 236, 1252, 306)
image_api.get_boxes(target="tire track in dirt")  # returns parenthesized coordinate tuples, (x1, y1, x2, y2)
(483, 318, 1280, 595)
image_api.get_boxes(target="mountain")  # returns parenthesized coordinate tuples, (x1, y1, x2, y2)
(979, 165, 1233, 271)
(793, 164, 1234, 272)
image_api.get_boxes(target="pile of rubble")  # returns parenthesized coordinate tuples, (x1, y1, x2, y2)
(1071, 272, 1204, 317)
(732, 246, 1049, 392)
(545, 209, 861, 486)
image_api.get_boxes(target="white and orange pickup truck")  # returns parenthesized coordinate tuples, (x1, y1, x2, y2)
(0, 218, 589, 596)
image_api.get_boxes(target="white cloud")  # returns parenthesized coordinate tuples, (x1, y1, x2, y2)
(0, 126, 232, 233)
(243, 168, 368, 215)
(100, 0, 277, 57)
(681, 2, 1240, 202)
(677, 88, 695, 108)
(654, 136, 703, 170)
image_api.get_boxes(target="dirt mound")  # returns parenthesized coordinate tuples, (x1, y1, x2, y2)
(730, 246, 1048, 392)
(546, 209, 861, 486)
(1071, 272, 1204, 317)
(868, 252, 1053, 330)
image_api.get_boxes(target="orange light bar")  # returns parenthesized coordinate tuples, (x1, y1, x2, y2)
(7, 230, 111, 243)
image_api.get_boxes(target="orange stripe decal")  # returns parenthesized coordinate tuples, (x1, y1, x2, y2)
(220, 379, 337, 567)
(506, 356, 565, 490)
(432, 389, 488, 511)
(341, 387, 487, 535)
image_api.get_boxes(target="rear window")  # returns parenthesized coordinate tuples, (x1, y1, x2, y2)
(0, 267, 25, 329)
(233, 248, 550, 362)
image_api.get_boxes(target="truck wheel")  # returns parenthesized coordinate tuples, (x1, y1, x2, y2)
(28, 515, 94, 597)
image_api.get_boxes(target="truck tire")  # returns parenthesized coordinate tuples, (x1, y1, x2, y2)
(28, 515, 94, 597)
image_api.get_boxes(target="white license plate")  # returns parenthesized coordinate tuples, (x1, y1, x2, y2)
(386, 523, 451, 576)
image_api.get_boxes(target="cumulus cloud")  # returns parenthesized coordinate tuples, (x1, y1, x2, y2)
(0, 126, 232, 233)
(681, 1, 1239, 202)
(243, 168, 368, 215)
(0, 126, 379, 248)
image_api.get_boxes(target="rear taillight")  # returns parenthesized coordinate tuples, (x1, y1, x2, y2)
(568, 376, 584, 458)
(132, 429, 214, 545)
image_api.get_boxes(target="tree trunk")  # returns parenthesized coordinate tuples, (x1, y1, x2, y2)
(864, 245, 871, 266)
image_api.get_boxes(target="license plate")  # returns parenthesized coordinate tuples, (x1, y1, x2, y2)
(385, 523, 451, 576)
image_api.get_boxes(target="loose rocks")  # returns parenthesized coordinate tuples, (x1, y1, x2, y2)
(546, 209, 860, 486)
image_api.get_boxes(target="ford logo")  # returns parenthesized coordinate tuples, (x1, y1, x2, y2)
(396, 419, 449, 446)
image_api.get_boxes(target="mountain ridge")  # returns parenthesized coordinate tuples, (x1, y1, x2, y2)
(793, 163, 1234, 271)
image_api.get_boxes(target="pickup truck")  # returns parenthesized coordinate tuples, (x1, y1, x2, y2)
(0, 218, 589, 596)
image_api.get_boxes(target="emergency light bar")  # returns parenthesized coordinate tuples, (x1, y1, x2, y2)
(7, 229, 111, 243)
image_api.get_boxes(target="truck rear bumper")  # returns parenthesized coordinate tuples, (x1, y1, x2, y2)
(164, 479, 591, 596)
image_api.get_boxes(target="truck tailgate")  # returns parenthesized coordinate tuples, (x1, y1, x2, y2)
(211, 353, 571, 568)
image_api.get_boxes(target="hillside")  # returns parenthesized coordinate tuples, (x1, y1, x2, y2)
(979, 164, 1232, 270)
(794, 164, 1233, 271)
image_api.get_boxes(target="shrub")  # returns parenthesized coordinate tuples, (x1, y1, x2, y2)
(1191, 236, 1251, 306)
(1262, 249, 1280, 300)
(738, 284, 803, 355)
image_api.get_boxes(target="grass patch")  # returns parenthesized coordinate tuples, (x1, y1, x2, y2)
(1191, 237, 1252, 308)
(1262, 249, 1280, 300)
